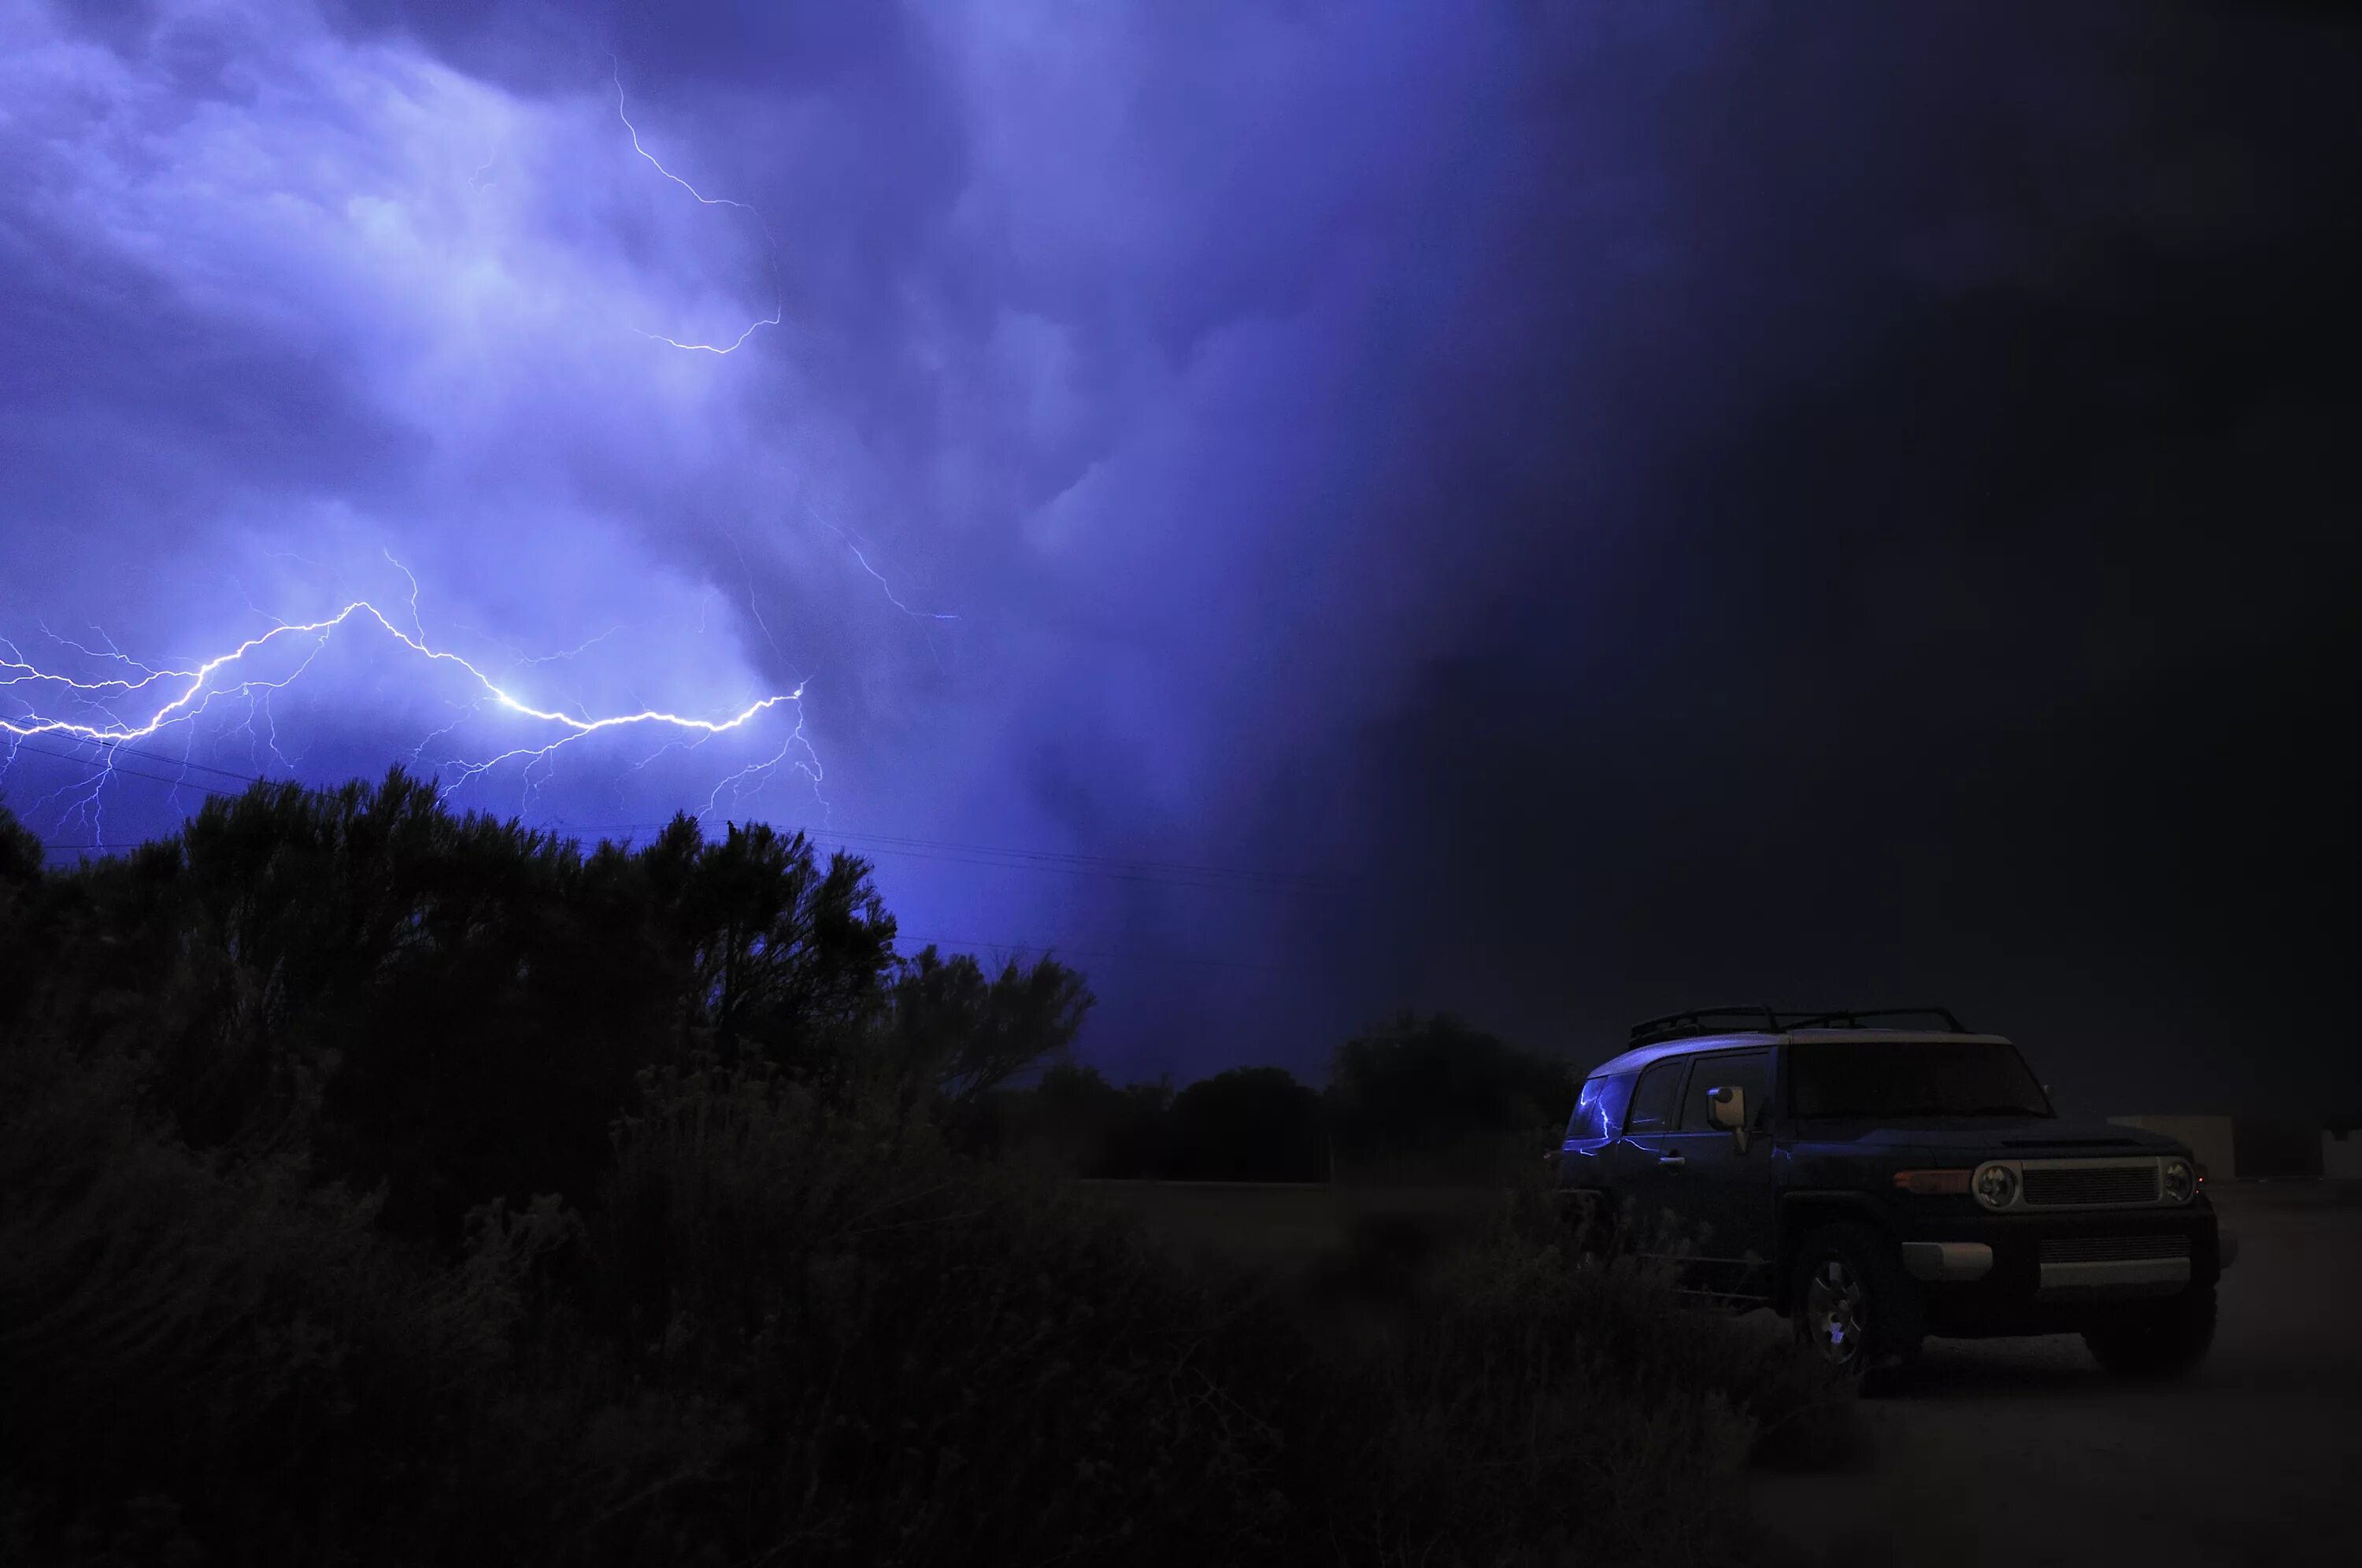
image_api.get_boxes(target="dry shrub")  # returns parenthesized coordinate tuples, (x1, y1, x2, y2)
(1284, 1178, 1861, 1566)
(2, 1043, 1855, 1566)
(583, 1061, 1316, 1563)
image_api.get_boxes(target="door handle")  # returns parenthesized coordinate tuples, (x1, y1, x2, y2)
(1657, 1153, 1686, 1167)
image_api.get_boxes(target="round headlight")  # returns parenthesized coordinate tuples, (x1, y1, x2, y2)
(1972, 1162, 2019, 1211)
(2163, 1158, 2195, 1204)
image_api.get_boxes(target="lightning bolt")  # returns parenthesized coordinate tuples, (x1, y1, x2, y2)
(612, 57, 783, 355)
(2, 577, 817, 829)
(805, 502, 961, 622)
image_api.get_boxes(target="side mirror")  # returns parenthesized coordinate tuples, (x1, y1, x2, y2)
(1706, 1085, 1749, 1153)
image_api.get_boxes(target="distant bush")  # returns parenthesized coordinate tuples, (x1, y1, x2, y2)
(1327, 1012, 1578, 1185)
(985, 1061, 1177, 1177)
(1161, 1065, 1328, 1182)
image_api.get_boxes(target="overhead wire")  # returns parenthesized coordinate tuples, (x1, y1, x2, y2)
(6, 737, 1303, 975)
(5, 735, 1340, 892)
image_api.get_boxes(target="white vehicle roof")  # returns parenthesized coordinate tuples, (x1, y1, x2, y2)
(1586, 1029, 2017, 1079)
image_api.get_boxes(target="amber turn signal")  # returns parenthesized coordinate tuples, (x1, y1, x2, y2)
(1892, 1168, 1972, 1195)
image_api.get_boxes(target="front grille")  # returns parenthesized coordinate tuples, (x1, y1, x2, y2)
(2020, 1164, 2158, 1207)
(2038, 1235, 2190, 1265)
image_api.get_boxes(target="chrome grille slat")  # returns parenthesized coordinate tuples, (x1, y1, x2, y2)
(2020, 1163, 2157, 1207)
(2037, 1235, 2190, 1265)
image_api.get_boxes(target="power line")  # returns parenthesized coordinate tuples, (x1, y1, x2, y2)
(6, 740, 246, 800)
(892, 937, 1283, 975)
(543, 824, 1341, 896)
(20, 842, 1280, 974)
(10, 750, 1296, 974)
(6, 736, 1346, 896)
(17, 734, 1333, 884)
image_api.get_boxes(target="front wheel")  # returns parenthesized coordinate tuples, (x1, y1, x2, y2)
(1789, 1223, 1923, 1388)
(2083, 1280, 2217, 1378)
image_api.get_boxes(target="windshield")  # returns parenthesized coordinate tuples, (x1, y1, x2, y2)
(1787, 1039, 2053, 1119)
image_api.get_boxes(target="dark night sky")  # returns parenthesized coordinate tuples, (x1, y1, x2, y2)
(3, 1, 2356, 1115)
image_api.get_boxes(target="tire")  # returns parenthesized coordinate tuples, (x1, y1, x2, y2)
(1789, 1222, 1923, 1387)
(2082, 1279, 2217, 1378)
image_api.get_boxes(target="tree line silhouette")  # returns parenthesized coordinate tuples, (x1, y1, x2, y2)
(983, 1015, 1578, 1184)
(0, 768, 1577, 1214)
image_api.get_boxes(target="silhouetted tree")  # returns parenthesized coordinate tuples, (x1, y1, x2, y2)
(1001, 1063, 1175, 1177)
(636, 815, 900, 1071)
(876, 947, 1094, 1145)
(1164, 1066, 1327, 1182)
(0, 803, 42, 1035)
(1327, 1012, 1576, 1182)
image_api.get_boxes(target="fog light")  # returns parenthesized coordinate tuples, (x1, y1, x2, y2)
(2163, 1158, 2195, 1204)
(1972, 1162, 2018, 1211)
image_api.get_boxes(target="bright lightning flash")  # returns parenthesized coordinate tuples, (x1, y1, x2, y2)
(612, 58, 783, 355)
(2, 582, 816, 837)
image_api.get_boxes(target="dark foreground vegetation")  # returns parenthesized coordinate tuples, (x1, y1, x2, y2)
(0, 772, 1857, 1566)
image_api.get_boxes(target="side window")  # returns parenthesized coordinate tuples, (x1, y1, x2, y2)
(1623, 1058, 1688, 1133)
(1565, 1074, 1637, 1143)
(1676, 1050, 1772, 1131)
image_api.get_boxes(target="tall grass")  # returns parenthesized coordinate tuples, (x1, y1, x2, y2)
(0, 1038, 1856, 1566)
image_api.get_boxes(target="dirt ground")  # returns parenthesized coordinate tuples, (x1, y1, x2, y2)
(1743, 1183, 2362, 1568)
(1083, 1178, 2362, 1567)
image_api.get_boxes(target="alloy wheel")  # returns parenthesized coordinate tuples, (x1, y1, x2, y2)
(1805, 1256, 1868, 1370)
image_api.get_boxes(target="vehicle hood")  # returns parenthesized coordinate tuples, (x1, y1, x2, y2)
(1788, 1117, 2184, 1159)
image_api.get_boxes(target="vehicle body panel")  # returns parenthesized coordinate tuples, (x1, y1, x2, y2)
(1553, 1024, 2226, 1333)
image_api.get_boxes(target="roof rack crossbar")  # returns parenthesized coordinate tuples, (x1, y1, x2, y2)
(1625, 1005, 1971, 1048)
(1781, 1008, 1968, 1034)
(1627, 1005, 1780, 1045)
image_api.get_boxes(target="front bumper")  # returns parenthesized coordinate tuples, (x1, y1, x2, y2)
(1901, 1241, 1994, 1281)
(1904, 1240, 2207, 1292)
(1895, 1203, 2221, 1336)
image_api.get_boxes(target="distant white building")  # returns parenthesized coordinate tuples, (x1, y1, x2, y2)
(2110, 1115, 2235, 1178)
(2111, 1114, 2341, 1180)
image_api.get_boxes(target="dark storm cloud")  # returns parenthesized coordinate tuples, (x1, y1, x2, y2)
(4, 2, 2353, 1111)
(1279, 2, 2362, 1111)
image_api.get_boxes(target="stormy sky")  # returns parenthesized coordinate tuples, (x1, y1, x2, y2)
(3, 0, 2356, 1115)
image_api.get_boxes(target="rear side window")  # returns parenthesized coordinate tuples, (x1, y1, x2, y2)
(1565, 1074, 1636, 1142)
(1675, 1050, 1772, 1130)
(1623, 1057, 1688, 1133)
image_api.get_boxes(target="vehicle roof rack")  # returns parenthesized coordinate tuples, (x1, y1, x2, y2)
(1781, 1008, 1968, 1034)
(1627, 1004, 1969, 1048)
(1627, 1006, 1782, 1046)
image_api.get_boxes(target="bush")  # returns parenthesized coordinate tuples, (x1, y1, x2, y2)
(1280, 1165, 1862, 1566)
(583, 1060, 1322, 1562)
(1163, 1066, 1328, 1182)
(1327, 1014, 1578, 1183)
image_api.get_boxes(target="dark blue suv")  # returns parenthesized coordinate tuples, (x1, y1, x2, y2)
(1554, 1008, 2236, 1379)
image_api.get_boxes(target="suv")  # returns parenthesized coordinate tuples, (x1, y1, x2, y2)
(1553, 1007, 2237, 1379)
